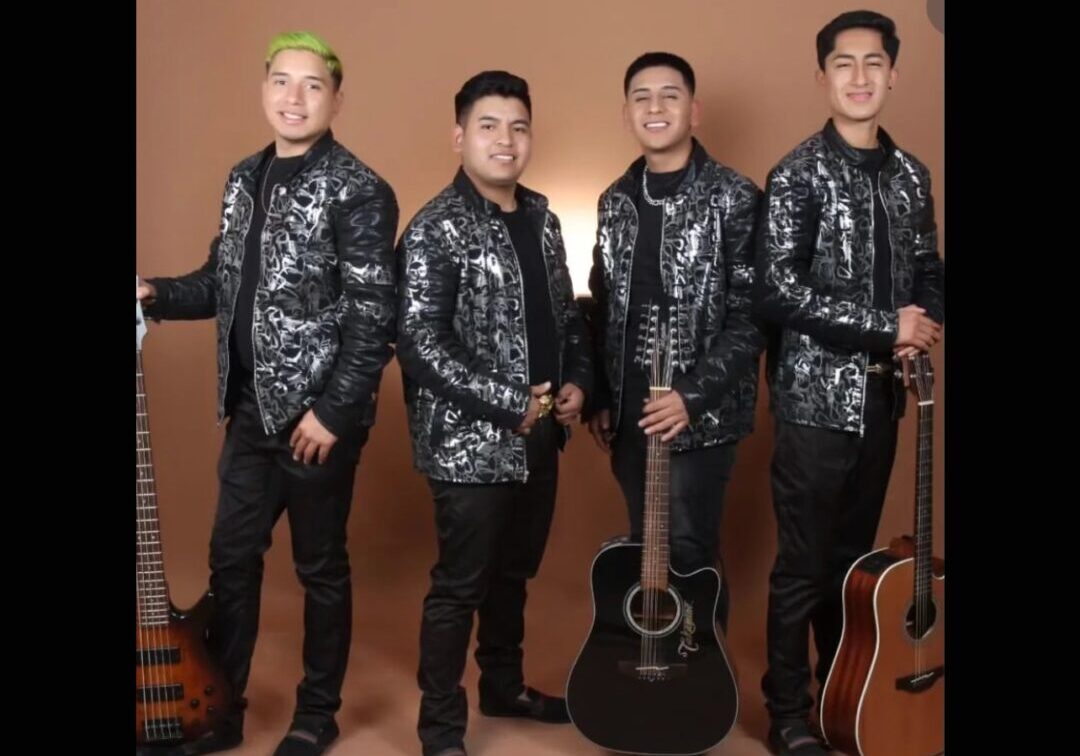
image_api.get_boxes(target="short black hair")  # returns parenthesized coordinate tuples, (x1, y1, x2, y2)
(454, 70, 532, 125)
(816, 10, 900, 70)
(623, 52, 696, 96)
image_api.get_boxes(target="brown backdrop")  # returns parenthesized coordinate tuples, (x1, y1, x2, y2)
(136, 2, 943, 753)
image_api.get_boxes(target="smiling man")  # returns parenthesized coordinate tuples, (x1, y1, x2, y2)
(585, 51, 764, 637)
(396, 70, 592, 756)
(137, 31, 399, 756)
(754, 11, 944, 754)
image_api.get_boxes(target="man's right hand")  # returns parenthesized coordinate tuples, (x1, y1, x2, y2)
(588, 408, 613, 455)
(515, 381, 552, 436)
(137, 279, 156, 301)
(895, 304, 941, 351)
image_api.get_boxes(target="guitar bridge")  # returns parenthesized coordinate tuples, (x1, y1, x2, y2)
(142, 717, 184, 743)
(895, 665, 944, 693)
(617, 660, 688, 682)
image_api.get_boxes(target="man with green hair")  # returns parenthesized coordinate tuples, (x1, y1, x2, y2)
(138, 31, 399, 756)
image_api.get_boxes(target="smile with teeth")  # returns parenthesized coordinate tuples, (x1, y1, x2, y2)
(644, 121, 669, 131)
(281, 112, 307, 123)
(491, 154, 516, 162)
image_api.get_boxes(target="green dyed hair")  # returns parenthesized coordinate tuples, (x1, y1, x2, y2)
(265, 31, 342, 89)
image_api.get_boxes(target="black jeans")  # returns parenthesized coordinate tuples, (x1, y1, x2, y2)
(761, 373, 899, 723)
(417, 416, 559, 755)
(208, 382, 365, 730)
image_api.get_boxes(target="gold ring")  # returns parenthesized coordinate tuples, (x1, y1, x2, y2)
(537, 394, 554, 419)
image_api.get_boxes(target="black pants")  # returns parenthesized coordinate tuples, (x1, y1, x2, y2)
(208, 382, 365, 731)
(762, 373, 899, 723)
(417, 417, 559, 755)
(611, 392, 737, 631)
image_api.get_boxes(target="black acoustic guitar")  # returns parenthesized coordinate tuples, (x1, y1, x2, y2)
(566, 324, 738, 754)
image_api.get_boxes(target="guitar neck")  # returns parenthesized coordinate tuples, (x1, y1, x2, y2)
(913, 397, 934, 605)
(136, 349, 169, 628)
(641, 386, 671, 592)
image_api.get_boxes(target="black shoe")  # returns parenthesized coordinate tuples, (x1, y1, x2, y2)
(479, 686, 570, 724)
(272, 718, 340, 756)
(768, 719, 828, 755)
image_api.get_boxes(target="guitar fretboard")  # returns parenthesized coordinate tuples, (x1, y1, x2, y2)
(136, 350, 169, 628)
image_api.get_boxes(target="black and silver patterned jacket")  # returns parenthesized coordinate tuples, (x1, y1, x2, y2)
(754, 120, 945, 434)
(145, 131, 399, 437)
(586, 140, 764, 452)
(396, 169, 592, 484)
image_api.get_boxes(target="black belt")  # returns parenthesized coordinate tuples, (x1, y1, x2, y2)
(866, 361, 894, 376)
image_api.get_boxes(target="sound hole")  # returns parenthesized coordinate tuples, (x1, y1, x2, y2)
(904, 597, 938, 641)
(623, 585, 682, 637)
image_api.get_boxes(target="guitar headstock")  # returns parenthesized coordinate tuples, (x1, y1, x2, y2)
(648, 320, 673, 392)
(906, 353, 934, 404)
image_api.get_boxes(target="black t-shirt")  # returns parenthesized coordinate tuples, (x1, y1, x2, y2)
(229, 152, 305, 379)
(496, 204, 558, 387)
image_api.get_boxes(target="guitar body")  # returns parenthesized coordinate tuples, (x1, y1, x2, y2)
(135, 591, 234, 746)
(820, 537, 945, 755)
(567, 541, 738, 755)
(820, 355, 945, 756)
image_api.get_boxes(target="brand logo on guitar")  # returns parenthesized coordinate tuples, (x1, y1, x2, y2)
(678, 600, 699, 658)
